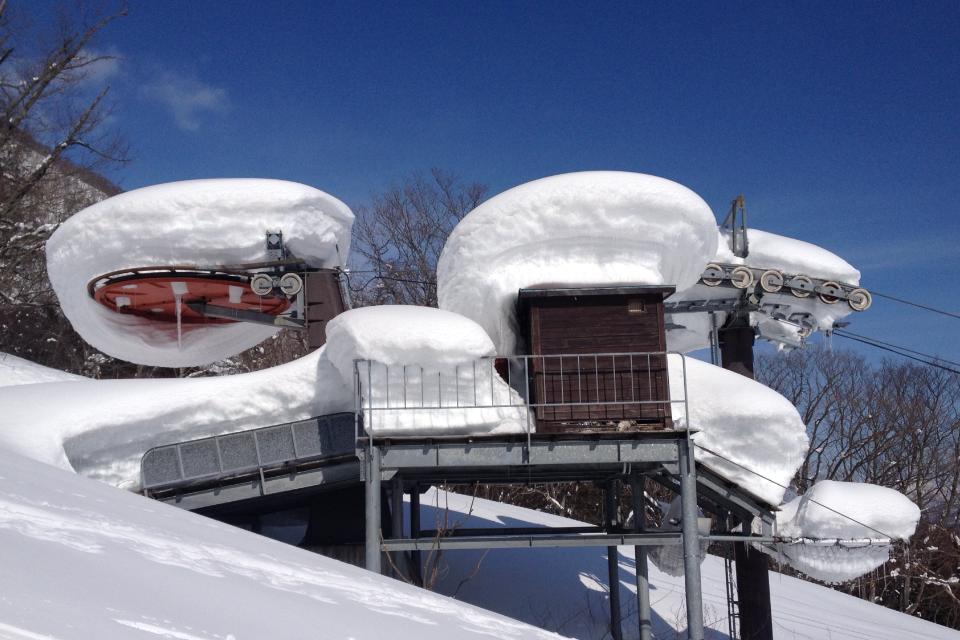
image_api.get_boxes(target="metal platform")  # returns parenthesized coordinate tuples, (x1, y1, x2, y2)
(137, 351, 779, 640)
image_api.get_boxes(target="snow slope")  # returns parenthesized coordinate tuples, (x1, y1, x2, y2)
(0, 447, 561, 640)
(425, 489, 956, 640)
(46, 179, 353, 368)
(0, 352, 87, 387)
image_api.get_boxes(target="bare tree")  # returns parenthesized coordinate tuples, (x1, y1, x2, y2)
(349, 169, 486, 307)
(758, 347, 960, 627)
(0, 1, 131, 376)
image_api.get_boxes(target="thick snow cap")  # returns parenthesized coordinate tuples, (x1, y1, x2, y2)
(773, 480, 920, 583)
(670, 354, 809, 506)
(778, 480, 920, 541)
(325, 306, 529, 436)
(324, 305, 495, 380)
(46, 179, 353, 368)
(437, 171, 718, 353)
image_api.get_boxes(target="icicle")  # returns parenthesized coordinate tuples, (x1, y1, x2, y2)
(175, 294, 183, 349)
(170, 282, 189, 350)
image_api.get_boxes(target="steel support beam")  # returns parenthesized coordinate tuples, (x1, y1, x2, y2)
(720, 317, 773, 640)
(605, 480, 624, 640)
(630, 475, 653, 640)
(409, 483, 422, 586)
(390, 475, 408, 580)
(380, 531, 683, 552)
(679, 436, 705, 640)
(364, 445, 382, 573)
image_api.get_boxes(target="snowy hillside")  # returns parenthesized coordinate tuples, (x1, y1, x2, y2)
(2, 443, 947, 640)
(425, 490, 956, 640)
(0, 447, 560, 640)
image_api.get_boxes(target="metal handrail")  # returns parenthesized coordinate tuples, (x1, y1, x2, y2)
(353, 351, 689, 446)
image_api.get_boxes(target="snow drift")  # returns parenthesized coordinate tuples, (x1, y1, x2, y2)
(328, 306, 530, 436)
(46, 179, 353, 368)
(437, 171, 719, 353)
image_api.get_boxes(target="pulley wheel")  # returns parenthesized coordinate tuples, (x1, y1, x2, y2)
(701, 263, 724, 287)
(730, 266, 754, 289)
(789, 275, 813, 298)
(759, 269, 785, 293)
(250, 273, 274, 296)
(818, 281, 842, 304)
(279, 273, 303, 296)
(847, 288, 872, 311)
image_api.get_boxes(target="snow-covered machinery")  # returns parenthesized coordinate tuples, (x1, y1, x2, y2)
(665, 196, 872, 352)
(87, 231, 350, 350)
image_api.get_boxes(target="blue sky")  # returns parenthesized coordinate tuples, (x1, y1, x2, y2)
(33, 0, 960, 364)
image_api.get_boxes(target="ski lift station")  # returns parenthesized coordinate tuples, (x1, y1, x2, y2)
(25, 173, 922, 640)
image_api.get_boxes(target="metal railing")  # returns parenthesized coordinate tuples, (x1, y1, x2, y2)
(353, 352, 689, 443)
(140, 412, 356, 491)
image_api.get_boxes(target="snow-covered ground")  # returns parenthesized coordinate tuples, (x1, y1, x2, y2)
(0, 446, 561, 640)
(0, 443, 950, 640)
(0, 352, 88, 387)
(425, 490, 956, 640)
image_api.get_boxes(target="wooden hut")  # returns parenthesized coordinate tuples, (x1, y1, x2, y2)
(517, 286, 675, 433)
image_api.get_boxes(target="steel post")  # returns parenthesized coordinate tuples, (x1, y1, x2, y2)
(364, 444, 382, 573)
(410, 482, 422, 586)
(605, 480, 623, 640)
(390, 475, 408, 580)
(679, 436, 705, 640)
(630, 475, 653, 640)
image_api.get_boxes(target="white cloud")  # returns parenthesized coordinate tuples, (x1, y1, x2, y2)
(79, 48, 122, 84)
(141, 71, 230, 131)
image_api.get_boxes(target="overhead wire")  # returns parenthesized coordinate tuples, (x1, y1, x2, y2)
(832, 329, 960, 369)
(868, 290, 960, 321)
(831, 330, 960, 375)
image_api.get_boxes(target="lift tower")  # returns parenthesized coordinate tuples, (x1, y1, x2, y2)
(719, 196, 773, 640)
